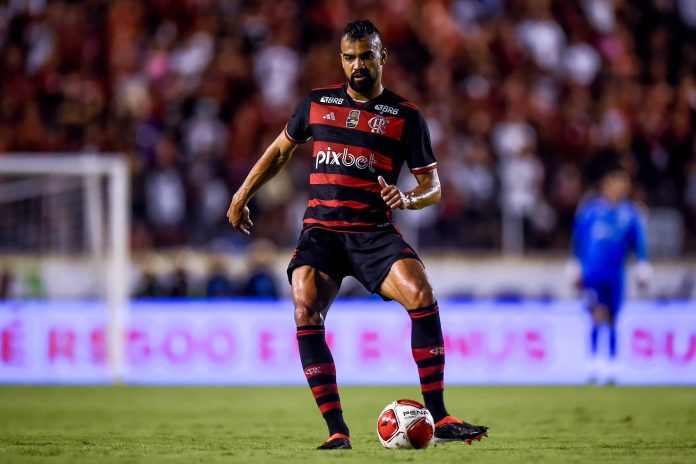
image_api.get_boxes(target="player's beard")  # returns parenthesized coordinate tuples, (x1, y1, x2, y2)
(349, 71, 376, 93)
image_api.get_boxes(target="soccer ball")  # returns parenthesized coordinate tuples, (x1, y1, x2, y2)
(376, 399, 435, 449)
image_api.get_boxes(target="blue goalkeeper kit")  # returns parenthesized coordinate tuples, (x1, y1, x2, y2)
(572, 196, 648, 314)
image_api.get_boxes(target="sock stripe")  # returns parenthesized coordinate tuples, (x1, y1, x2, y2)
(410, 309, 439, 319)
(420, 373, 445, 385)
(303, 363, 336, 378)
(407, 304, 439, 318)
(412, 345, 445, 362)
(409, 301, 448, 423)
(319, 401, 343, 414)
(407, 303, 438, 313)
(297, 328, 325, 337)
(311, 384, 339, 397)
(421, 380, 445, 392)
(296, 324, 349, 437)
(418, 365, 445, 378)
(315, 393, 341, 406)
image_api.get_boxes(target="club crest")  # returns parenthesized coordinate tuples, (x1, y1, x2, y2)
(368, 115, 388, 134)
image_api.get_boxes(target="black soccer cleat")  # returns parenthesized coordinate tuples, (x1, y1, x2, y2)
(432, 416, 490, 445)
(317, 433, 352, 450)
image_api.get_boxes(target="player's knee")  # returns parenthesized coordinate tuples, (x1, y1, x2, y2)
(406, 285, 436, 309)
(294, 303, 322, 326)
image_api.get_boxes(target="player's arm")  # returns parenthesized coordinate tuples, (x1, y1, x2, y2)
(568, 203, 587, 289)
(571, 206, 585, 261)
(377, 170, 441, 210)
(227, 133, 299, 235)
(630, 205, 652, 287)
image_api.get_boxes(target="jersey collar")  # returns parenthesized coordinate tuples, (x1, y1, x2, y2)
(342, 83, 386, 108)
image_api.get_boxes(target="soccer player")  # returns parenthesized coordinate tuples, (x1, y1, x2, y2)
(571, 169, 651, 383)
(227, 20, 489, 449)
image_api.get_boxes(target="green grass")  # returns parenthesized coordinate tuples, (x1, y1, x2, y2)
(0, 386, 695, 463)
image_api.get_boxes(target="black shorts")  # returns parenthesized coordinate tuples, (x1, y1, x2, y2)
(287, 227, 422, 296)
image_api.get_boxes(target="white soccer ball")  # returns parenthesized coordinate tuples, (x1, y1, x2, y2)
(376, 399, 435, 449)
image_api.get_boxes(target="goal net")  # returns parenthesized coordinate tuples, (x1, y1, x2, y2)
(0, 154, 130, 382)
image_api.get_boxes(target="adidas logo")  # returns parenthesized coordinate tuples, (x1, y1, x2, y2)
(322, 112, 336, 120)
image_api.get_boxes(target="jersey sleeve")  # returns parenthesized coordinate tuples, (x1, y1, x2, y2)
(629, 205, 649, 261)
(572, 203, 589, 261)
(284, 94, 312, 143)
(406, 110, 437, 174)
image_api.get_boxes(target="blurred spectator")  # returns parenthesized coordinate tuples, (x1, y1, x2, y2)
(0, 270, 12, 299)
(242, 239, 279, 298)
(205, 258, 236, 298)
(136, 270, 167, 298)
(0, 0, 694, 254)
(168, 266, 189, 298)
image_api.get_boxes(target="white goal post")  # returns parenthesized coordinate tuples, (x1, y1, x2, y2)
(0, 154, 130, 382)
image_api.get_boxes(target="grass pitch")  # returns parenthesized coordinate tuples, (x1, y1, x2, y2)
(0, 386, 694, 463)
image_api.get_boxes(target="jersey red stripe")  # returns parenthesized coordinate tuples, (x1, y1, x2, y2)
(308, 199, 371, 209)
(309, 103, 405, 141)
(309, 173, 381, 191)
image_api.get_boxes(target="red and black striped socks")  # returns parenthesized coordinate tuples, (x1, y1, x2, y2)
(408, 302, 449, 422)
(296, 325, 350, 437)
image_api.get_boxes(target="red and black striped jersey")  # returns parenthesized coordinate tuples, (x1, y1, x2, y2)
(285, 83, 437, 232)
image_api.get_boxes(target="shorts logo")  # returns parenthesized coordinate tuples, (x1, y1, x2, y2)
(346, 109, 360, 128)
(315, 146, 376, 172)
(320, 96, 344, 104)
(322, 112, 336, 120)
(368, 115, 388, 134)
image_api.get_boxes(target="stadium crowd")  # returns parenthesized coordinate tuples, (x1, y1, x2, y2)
(1, 0, 695, 253)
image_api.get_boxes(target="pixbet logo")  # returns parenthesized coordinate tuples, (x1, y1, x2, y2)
(315, 147, 377, 172)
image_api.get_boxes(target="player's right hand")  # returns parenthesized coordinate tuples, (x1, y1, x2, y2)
(227, 196, 253, 235)
(378, 176, 408, 209)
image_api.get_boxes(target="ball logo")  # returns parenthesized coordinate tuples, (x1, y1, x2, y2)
(402, 410, 430, 417)
(346, 109, 360, 128)
(315, 147, 377, 172)
(368, 115, 388, 134)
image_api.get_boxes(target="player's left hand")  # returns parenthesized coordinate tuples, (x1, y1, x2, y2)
(636, 261, 653, 292)
(378, 176, 408, 210)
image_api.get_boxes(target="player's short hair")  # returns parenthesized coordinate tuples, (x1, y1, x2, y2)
(343, 19, 382, 43)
